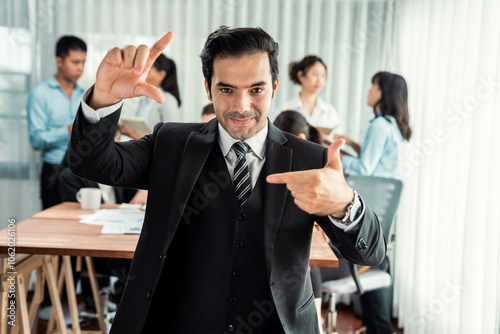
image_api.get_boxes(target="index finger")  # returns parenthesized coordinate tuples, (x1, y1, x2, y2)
(145, 31, 174, 69)
(266, 170, 310, 184)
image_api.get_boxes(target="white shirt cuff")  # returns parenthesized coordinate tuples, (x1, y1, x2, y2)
(81, 85, 123, 124)
(328, 192, 365, 232)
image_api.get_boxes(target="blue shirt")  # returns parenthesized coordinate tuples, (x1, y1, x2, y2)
(27, 76, 85, 164)
(342, 114, 404, 178)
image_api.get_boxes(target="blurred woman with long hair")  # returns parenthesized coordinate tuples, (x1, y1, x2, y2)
(338, 71, 412, 178)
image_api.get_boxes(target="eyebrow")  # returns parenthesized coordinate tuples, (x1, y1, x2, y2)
(216, 81, 267, 89)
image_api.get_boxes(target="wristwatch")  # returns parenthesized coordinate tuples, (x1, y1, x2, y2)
(332, 189, 360, 226)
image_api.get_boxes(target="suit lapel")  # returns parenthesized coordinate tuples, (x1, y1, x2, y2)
(263, 122, 292, 276)
(168, 119, 218, 227)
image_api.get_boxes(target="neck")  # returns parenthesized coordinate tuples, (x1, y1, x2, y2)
(54, 72, 76, 91)
(300, 90, 317, 114)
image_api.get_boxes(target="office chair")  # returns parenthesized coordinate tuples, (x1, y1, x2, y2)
(322, 175, 403, 334)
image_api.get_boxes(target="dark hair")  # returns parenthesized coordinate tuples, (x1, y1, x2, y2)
(56, 36, 87, 59)
(202, 103, 215, 116)
(273, 110, 322, 145)
(372, 71, 412, 140)
(200, 26, 279, 95)
(153, 54, 181, 107)
(288, 55, 326, 85)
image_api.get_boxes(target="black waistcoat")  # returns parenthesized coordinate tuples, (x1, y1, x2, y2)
(143, 144, 284, 334)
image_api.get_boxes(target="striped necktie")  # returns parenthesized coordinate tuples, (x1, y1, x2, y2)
(232, 141, 251, 205)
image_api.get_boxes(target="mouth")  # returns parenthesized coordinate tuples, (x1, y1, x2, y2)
(230, 118, 253, 126)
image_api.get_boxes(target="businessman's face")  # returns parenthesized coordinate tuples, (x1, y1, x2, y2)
(205, 52, 279, 141)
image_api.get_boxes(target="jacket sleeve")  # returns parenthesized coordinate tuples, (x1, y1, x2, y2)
(315, 148, 387, 267)
(68, 103, 158, 190)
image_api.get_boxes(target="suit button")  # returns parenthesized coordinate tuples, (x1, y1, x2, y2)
(146, 290, 152, 299)
(230, 297, 238, 303)
(159, 251, 163, 259)
(236, 241, 245, 249)
(233, 271, 242, 276)
(227, 324, 234, 332)
(357, 238, 368, 251)
(238, 214, 247, 222)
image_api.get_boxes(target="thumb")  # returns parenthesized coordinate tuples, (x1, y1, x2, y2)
(135, 83, 165, 104)
(325, 138, 344, 170)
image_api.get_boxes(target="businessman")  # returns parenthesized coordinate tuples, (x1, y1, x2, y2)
(69, 27, 386, 334)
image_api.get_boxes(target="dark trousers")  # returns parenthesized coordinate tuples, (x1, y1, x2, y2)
(41, 162, 64, 209)
(361, 287, 394, 334)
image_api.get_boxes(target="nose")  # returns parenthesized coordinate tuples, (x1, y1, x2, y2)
(232, 91, 252, 113)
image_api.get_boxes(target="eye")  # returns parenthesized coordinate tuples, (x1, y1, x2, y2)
(252, 87, 263, 93)
(221, 88, 232, 93)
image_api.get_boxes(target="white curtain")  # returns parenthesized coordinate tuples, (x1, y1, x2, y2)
(1, 0, 393, 227)
(392, 0, 500, 333)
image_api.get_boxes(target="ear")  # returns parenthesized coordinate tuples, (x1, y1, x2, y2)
(159, 70, 167, 81)
(204, 79, 212, 101)
(55, 56, 63, 69)
(271, 77, 279, 100)
(297, 70, 304, 82)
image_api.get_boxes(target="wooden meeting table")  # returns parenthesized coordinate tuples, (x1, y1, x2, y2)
(0, 202, 337, 333)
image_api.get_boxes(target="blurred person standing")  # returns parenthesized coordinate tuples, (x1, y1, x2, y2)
(277, 55, 341, 140)
(27, 35, 87, 209)
(332, 71, 411, 334)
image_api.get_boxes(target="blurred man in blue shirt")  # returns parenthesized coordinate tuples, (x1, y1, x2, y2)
(27, 35, 87, 209)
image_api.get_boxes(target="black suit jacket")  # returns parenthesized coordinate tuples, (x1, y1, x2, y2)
(69, 106, 386, 334)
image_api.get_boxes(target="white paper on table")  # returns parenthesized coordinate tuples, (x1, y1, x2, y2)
(100, 222, 142, 234)
(78, 209, 145, 234)
(118, 203, 146, 210)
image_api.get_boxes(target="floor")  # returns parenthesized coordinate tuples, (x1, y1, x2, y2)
(28, 295, 404, 334)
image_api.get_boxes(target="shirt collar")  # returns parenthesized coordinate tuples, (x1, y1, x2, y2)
(218, 119, 268, 160)
(48, 75, 83, 92)
(48, 75, 60, 88)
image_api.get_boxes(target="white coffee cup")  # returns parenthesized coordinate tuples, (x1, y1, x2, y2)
(76, 188, 102, 210)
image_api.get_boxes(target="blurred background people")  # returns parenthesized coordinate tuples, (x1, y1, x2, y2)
(277, 55, 341, 142)
(336, 71, 412, 179)
(201, 102, 216, 123)
(26, 35, 87, 209)
(120, 53, 182, 139)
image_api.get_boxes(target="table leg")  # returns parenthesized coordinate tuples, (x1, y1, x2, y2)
(42, 255, 68, 334)
(28, 269, 44, 330)
(85, 257, 107, 333)
(62, 256, 81, 334)
(14, 273, 30, 334)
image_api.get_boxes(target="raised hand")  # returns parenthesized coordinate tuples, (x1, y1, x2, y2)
(266, 139, 354, 217)
(90, 32, 174, 110)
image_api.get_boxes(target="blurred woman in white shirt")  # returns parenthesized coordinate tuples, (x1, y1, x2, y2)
(277, 55, 340, 140)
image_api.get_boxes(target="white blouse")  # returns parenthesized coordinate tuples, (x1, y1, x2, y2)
(276, 94, 341, 138)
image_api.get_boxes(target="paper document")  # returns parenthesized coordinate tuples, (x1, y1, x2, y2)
(120, 116, 151, 137)
(78, 209, 145, 234)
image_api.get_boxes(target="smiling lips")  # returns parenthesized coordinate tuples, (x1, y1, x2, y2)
(230, 117, 253, 126)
